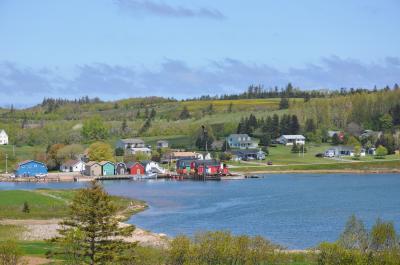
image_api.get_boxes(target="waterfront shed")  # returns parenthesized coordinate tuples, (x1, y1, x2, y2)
(115, 162, 127, 175)
(100, 161, 115, 176)
(126, 162, 145, 175)
(60, 160, 85, 173)
(84, 161, 102, 176)
(15, 160, 48, 177)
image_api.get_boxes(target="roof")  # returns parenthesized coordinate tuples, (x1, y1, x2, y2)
(17, 160, 46, 167)
(279, 135, 305, 140)
(157, 140, 168, 143)
(99, 161, 115, 166)
(193, 159, 220, 167)
(172, 152, 198, 157)
(228, 134, 250, 138)
(231, 149, 265, 155)
(85, 161, 100, 167)
(126, 161, 143, 168)
(130, 147, 151, 151)
(119, 138, 144, 144)
(62, 160, 81, 167)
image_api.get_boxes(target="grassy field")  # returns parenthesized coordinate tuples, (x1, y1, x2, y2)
(0, 145, 46, 173)
(0, 189, 146, 220)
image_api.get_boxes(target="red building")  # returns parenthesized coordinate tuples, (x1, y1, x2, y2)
(191, 160, 229, 176)
(126, 162, 145, 175)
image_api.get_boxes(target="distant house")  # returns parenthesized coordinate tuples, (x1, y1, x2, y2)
(141, 160, 166, 174)
(324, 146, 355, 157)
(115, 162, 127, 175)
(60, 160, 85, 173)
(0, 130, 8, 145)
(84, 162, 102, 176)
(156, 140, 169, 149)
(126, 162, 145, 175)
(15, 160, 48, 177)
(360, 130, 382, 140)
(231, 149, 266, 161)
(328, 130, 341, 138)
(277, 135, 306, 146)
(100, 161, 115, 176)
(126, 147, 152, 155)
(227, 134, 258, 149)
(116, 138, 146, 149)
(116, 138, 151, 155)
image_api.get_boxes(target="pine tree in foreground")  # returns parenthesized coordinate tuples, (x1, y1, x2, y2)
(50, 181, 136, 265)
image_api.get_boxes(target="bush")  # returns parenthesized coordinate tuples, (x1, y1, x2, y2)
(115, 147, 124, 156)
(0, 240, 22, 265)
(22, 201, 30, 213)
(375, 145, 388, 159)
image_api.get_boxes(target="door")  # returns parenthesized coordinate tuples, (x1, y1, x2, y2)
(137, 168, 141, 175)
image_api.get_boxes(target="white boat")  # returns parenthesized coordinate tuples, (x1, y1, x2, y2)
(131, 173, 158, 180)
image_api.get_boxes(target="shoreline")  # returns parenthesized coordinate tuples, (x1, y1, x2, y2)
(1, 168, 400, 183)
(236, 169, 400, 175)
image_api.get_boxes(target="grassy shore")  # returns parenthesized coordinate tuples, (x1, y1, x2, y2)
(0, 189, 146, 220)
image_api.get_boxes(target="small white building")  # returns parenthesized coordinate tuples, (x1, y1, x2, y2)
(156, 140, 169, 149)
(277, 135, 306, 146)
(141, 161, 166, 174)
(60, 160, 85, 173)
(0, 130, 8, 145)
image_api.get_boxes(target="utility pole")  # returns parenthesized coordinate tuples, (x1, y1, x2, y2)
(5, 154, 8, 174)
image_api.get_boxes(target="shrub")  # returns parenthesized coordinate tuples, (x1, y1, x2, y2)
(375, 145, 388, 159)
(0, 240, 22, 265)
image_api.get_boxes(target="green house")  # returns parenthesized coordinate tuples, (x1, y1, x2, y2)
(100, 161, 115, 176)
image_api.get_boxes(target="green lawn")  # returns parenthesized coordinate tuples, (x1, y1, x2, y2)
(0, 145, 47, 173)
(0, 189, 146, 220)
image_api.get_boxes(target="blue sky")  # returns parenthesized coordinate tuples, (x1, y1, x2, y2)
(0, 0, 399, 106)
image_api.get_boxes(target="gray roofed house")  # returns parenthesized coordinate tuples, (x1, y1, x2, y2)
(226, 134, 258, 149)
(156, 140, 169, 148)
(116, 138, 145, 149)
(276, 135, 306, 146)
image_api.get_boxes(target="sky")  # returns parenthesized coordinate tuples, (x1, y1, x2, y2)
(0, 0, 399, 106)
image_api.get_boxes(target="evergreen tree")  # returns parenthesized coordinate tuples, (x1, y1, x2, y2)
(332, 133, 341, 145)
(279, 97, 289, 109)
(195, 125, 215, 151)
(22, 201, 30, 213)
(305, 118, 316, 133)
(271, 114, 280, 138)
(144, 108, 149, 119)
(259, 134, 271, 147)
(52, 181, 135, 264)
(121, 119, 128, 134)
(139, 119, 151, 135)
(221, 139, 231, 152)
(150, 108, 156, 120)
(227, 102, 233, 113)
(179, 106, 191, 120)
(390, 104, 400, 126)
(290, 115, 300, 134)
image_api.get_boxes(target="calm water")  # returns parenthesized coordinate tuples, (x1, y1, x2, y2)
(1, 173, 400, 249)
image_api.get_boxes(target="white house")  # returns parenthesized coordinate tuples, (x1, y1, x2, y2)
(277, 135, 306, 146)
(116, 138, 151, 155)
(60, 160, 85, 173)
(0, 130, 8, 145)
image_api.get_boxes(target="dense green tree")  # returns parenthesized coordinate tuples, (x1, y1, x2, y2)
(227, 102, 233, 112)
(221, 140, 230, 152)
(82, 116, 108, 143)
(88, 142, 114, 162)
(51, 181, 136, 264)
(379, 114, 393, 131)
(332, 133, 341, 146)
(375, 145, 388, 158)
(305, 118, 316, 133)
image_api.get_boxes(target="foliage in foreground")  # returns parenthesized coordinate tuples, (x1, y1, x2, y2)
(49, 181, 136, 265)
(167, 231, 311, 265)
(318, 215, 400, 265)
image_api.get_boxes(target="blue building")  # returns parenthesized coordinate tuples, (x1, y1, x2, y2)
(15, 160, 48, 177)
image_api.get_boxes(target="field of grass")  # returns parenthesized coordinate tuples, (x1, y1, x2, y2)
(229, 159, 400, 173)
(0, 145, 46, 173)
(0, 189, 145, 220)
